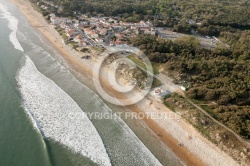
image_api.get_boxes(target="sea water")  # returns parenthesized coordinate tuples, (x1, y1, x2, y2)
(0, 0, 183, 165)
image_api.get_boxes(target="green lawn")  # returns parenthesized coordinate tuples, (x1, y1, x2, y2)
(127, 54, 161, 88)
(127, 54, 159, 75)
(152, 77, 162, 88)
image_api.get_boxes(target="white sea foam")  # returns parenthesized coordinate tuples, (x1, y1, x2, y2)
(0, 3, 24, 51)
(17, 56, 111, 166)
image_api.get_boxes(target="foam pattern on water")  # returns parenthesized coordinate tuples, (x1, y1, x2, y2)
(0, 3, 24, 52)
(17, 56, 111, 166)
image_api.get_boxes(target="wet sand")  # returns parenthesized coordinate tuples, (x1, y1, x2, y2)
(11, 0, 240, 166)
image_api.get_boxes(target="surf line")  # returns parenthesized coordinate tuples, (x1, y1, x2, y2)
(17, 55, 111, 166)
(0, 3, 24, 52)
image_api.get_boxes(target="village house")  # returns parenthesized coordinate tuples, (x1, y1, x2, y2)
(66, 28, 79, 38)
(48, 12, 162, 48)
(73, 34, 82, 43)
(95, 38, 103, 43)
(108, 18, 118, 24)
(90, 31, 98, 38)
(80, 21, 89, 27)
(114, 32, 124, 39)
(110, 38, 126, 46)
(50, 17, 62, 25)
(135, 27, 155, 35)
(89, 21, 99, 27)
(84, 27, 99, 39)
(97, 27, 107, 36)
(110, 40, 115, 46)
(77, 14, 88, 20)
(120, 22, 134, 28)
(84, 27, 92, 35)
(50, 17, 72, 25)
(59, 22, 70, 29)
(99, 18, 108, 25)
(144, 29, 156, 35)
(65, 18, 72, 24)
(78, 40, 87, 47)
(72, 19, 79, 24)
(50, 13, 55, 17)
(112, 25, 122, 31)
(40, 5, 48, 10)
(131, 20, 153, 30)
(73, 22, 79, 28)
(101, 24, 111, 29)
(77, 24, 85, 30)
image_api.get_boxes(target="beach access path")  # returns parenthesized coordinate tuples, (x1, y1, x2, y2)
(11, 0, 243, 165)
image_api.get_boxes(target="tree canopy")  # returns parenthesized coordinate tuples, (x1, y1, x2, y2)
(129, 34, 250, 138)
(45, 0, 250, 35)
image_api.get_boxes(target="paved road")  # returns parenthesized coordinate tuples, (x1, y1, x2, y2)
(105, 32, 114, 45)
(106, 45, 250, 148)
(75, 27, 95, 46)
(155, 28, 217, 49)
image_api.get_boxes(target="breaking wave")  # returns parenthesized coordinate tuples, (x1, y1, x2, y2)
(16, 56, 111, 166)
(0, 3, 24, 51)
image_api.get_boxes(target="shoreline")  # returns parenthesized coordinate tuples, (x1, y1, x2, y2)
(10, 0, 241, 165)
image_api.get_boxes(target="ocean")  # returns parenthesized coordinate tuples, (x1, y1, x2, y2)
(0, 0, 183, 165)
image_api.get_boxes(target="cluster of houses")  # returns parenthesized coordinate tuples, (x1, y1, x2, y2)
(37, 0, 221, 50)
(49, 12, 156, 47)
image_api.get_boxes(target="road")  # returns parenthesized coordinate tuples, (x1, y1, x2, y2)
(107, 45, 184, 95)
(185, 97, 250, 148)
(75, 26, 95, 46)
(106, 45, 250, 148)
(155, 28, 218, 49)
(105, 32, 114, 45)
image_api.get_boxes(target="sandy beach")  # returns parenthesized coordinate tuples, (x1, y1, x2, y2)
(11, 0, 242, 165)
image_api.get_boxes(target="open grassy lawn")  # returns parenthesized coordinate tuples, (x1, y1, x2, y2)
(127, 54, 159, 75)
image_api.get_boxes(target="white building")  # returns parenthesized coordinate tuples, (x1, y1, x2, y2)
(78, 40, 87, 46)
(73, 35, 82, 43)
(50, 17, 61, 25)
(95, 38, 103, 43)
(50, 17, 72, 25)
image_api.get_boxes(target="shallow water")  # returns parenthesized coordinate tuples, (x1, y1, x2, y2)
(0, 0, 183, 165)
